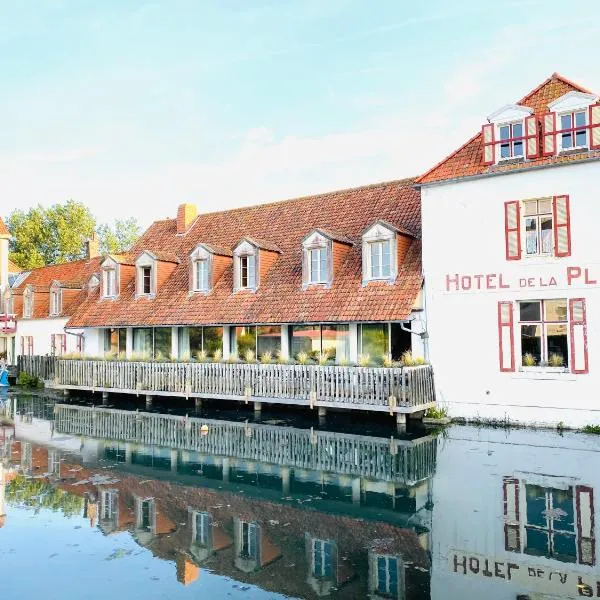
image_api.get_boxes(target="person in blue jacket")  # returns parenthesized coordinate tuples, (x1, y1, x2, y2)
(0, 358, 9, 387)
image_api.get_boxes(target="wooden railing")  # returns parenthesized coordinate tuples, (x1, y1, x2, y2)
(54, 404, 437, 484)
(18, 356, 436, 412)
(17, 355, 57, 381)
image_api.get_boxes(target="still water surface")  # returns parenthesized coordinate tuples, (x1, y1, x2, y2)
(1, 391, 599, 600)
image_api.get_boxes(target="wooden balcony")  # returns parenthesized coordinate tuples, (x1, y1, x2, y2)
(18, 357, 436, 417)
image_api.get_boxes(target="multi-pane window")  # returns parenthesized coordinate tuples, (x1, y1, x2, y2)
(20, 336, 34, 356)
(23, 292, 33, 318)
(560, 111, 588, 150)
(194, 512, 210, 546)
(104, 328, 126, 356)
(309, 247, 328, 283)
(499, 122, 524, 158)
(142, 266, 152, 295)
(523, 198, 553, 256)
(101, 490, 118, 521)
(376, 555, 400, 597)
(194, 259, 209, 291)
(369, 240, 391, 279)
(312, 539, 334, 579)
(51, 334, 67, 357)
(138, 498, 154, 531)
(50, 290, 61, 315)
(240, 521, 259, 559)
(240, 255, 256, 289)
(519, 299, 568, 368)
(525, 485, 576, 563)
(104, 269, 117, 297)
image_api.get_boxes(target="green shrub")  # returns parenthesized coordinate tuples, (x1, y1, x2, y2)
(16, 372, 44, 389)
(425, 405, 449, 419)
(583, 424, 600, 435)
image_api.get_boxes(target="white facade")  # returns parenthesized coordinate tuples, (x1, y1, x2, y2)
(18, 317, 84, 357)
(421, 160, 600, 427)
(431, 426, 600, 599)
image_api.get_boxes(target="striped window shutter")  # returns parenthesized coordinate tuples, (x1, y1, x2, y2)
(51, 334, 56, 355)
(60, 335, 67, 354)
(590, 103, 600, 150)
(482, 123, 495, 165)
(498, 301, 515, 372)
(504, 201, 521, 261)
(569, 298, 588, 374)
(28, 337, 34, 355)
(525, 115, 539, 159)
(576, 485, 595, 565)
(503, 477, 520, 552)
(553, 195, 571, 257)
(542, 112, 556, 155)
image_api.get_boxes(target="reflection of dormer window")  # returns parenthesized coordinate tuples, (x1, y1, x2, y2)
(312, 539, 335, 579)
(101, 490, 118, 521)
(240, 521, 259, 559)
(136, 497, 155, 532)
(374, 555, 401, 598)
(193, 512, 210, 546)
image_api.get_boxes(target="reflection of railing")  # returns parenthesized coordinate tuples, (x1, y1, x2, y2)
(17, 356, 56, 380)
(54, 404, 437, 484)
(32, 358, 436, 412)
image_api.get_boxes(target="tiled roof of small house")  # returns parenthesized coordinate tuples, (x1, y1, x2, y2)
(8, 259, 21, 273)
(68, 178, 423, 328)
(11, 257, 103, 319)
(416, 73, 600, 185)
(139, 250, 181, 264)
(0, 218, 9, 237)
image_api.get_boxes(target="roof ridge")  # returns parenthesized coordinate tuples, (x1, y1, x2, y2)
(517, 72, 594, 106)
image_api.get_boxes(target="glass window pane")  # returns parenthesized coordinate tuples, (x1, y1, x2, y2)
(522, 200, 538, 216)
(118, 329, 127, 354)
(321, 324, 349, 362)
(381, 241, 391, 277)
(544, 299, 567, 322)
(576, 130, 587, 147)
(319, 248, 328, 281)
(291, 325, 321, 359)
(575, 111, 586, 127)
(499, 125, 510, 140)
(562, 133, 573, 149)
(133, 328, 152, 357)
(551, 488, 575, 531)
(538, 198, 552, 214)
(257, 325, 281, 357)
(370, 242, 380, 277)
(546, 323, 568, 367)
(203, 327, 223, 356)
(154, 327, 172, 359)
(500, 143, 510, 158)
(540, 217, 553, 253)
(178, 327, 190, 358)
(521, 325, 542, 364)
(553, 533, 577, 562)
(520, 301, 541, 322)
(525, 217, 538, 255)
(235, 326, 256, 357)
(513, 141, 523, 156)
(360, 324, 389, 361)
(561, 114, 572, 130)
(186, 327, 203, 358)
(512, 122, 523, 138)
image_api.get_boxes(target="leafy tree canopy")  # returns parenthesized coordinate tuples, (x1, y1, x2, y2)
(6, 201, 141, 269)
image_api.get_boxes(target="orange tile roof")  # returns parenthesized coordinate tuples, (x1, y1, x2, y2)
(417, 73, 600, 185)
(8, 259, 21, 273)
(68, 178, 423, 327)
(0, 218, 9, 237)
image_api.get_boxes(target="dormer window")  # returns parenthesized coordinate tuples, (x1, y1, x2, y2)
(141, 266, 152, 295)
(50, 288, 62, 316)
(560, 110, 587, 150)
(302, 229, 351, 288)
(23, 288, 33, 318)
(309, 247, 327, 283)
(194, 259, 209, 292)
(369, 240, 391, 279)
(499, 121, 524, 159)
(135, 252, 158, 297)
(240, 255, 256, 289)
(190, 244, 227, 294)
(103, 268, 117, 298)
(362, 221, 403, 284)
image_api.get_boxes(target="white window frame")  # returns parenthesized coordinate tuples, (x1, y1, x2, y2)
(103, 268, 118, 299)
(362, 222, 397, 285)
(518, 299, 570, 370)
(374, 554, 400, 597)
(239, 254, 256, 290)
(141, 265, 152, 295)
(309, 247, 328, 284)
(522, 198, 554, 257)
(558, 109, 588, 152)
(498, 120, 525, 160)
(50, 288, 62, 316)
(369, 240, 392, 280)
(193, 259, 209, 292)
(23, 289, 33, 318)
(312, 539, 335, 579)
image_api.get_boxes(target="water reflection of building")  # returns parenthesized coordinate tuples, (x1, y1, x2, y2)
(432, 427, 600, 600)
(5, 406, 437, 599)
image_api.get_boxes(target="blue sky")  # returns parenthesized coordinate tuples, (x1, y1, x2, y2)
(1, 0, 599, 227)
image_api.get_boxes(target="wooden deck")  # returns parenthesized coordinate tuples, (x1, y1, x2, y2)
(18, 357, 436, 417)
(53, 403, 437, 485)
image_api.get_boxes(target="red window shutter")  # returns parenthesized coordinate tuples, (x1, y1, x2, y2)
(542, 112, 556, 156)
(482, 123, 495, 165)
(553, 195, 571, 257)
(29, 337, 34, 356)
(570, 298, 588, 374)
(576, 485, 595, 565)
(525, 115, 539, 159)
(590, 103, 600, 150)
(498, 301, 515, 372)
(504, 201, 521, 260)
(503, 476, 520, 552)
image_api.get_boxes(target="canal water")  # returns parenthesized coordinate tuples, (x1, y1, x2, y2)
(1, 390, 599, 600)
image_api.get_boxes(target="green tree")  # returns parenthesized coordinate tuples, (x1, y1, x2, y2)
(97, 217, 141, 255)
(8, 200, 95, 269)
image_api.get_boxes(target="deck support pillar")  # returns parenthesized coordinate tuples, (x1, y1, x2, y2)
(281, 466, 291, 496)
(253, 401, 262, 414)
(352, 478, 361, 505)
(101, 391, 109, 403)
(317, 407, 327, 418)
(171, 449, 178, 473)
(63, 389, 70, 397)
(396, 413, 407, 434)
(409, 410, 426, 425)
(145, 395, 153, 408)
(125, 443, 133, 465)
(222, 457, 230, 483)
(194, 398, 203, 409)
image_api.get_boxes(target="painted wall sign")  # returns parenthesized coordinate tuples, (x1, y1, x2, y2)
(444, 266, 599, 293)
(448, 549, 600, 597)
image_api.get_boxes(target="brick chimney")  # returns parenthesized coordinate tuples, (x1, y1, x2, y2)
(177, 203, 197, 234)
(85, 232, 100, 259)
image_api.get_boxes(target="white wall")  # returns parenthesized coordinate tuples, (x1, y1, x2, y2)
(421, 161, 600, 427)
(431, 426, 600, 599)
(17, 318, 83, 356)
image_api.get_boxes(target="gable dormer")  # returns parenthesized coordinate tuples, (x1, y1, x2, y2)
(2, 288, 13, 315)
(361, 221, 413, 285)
(301, 229, 352, 288)
(543, 91, 600, 155)
(482, 104, 538, 165)
(135, 251, 179, 298)
(189, 244, 232, 294)
(23, 285, 34, 318)
(232, 237, 280, 293)
(101, 256, 121, 299)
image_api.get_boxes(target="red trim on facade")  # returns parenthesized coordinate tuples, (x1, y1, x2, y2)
(576, 485, 596, 566)
(482, 123, 495, 166)
(503, 476, 521, 552)
(525, 115, 540, 159)
(553, 194, 572, 257)
(542, 112, 557, 156)
(590, 103, 600, 150)
(498, 301, 515, 372)
(569, 298, 589, 374)
(504, 201, 522, 261)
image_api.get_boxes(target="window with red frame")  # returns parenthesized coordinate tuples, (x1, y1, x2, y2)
(559, 111, 588, 150)
(51, 334, 67, 356)
(20, 336, 34, 356)
(499, 122, 524, 159)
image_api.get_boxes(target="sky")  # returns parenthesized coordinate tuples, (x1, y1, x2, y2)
(1, 0, 600, 228)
